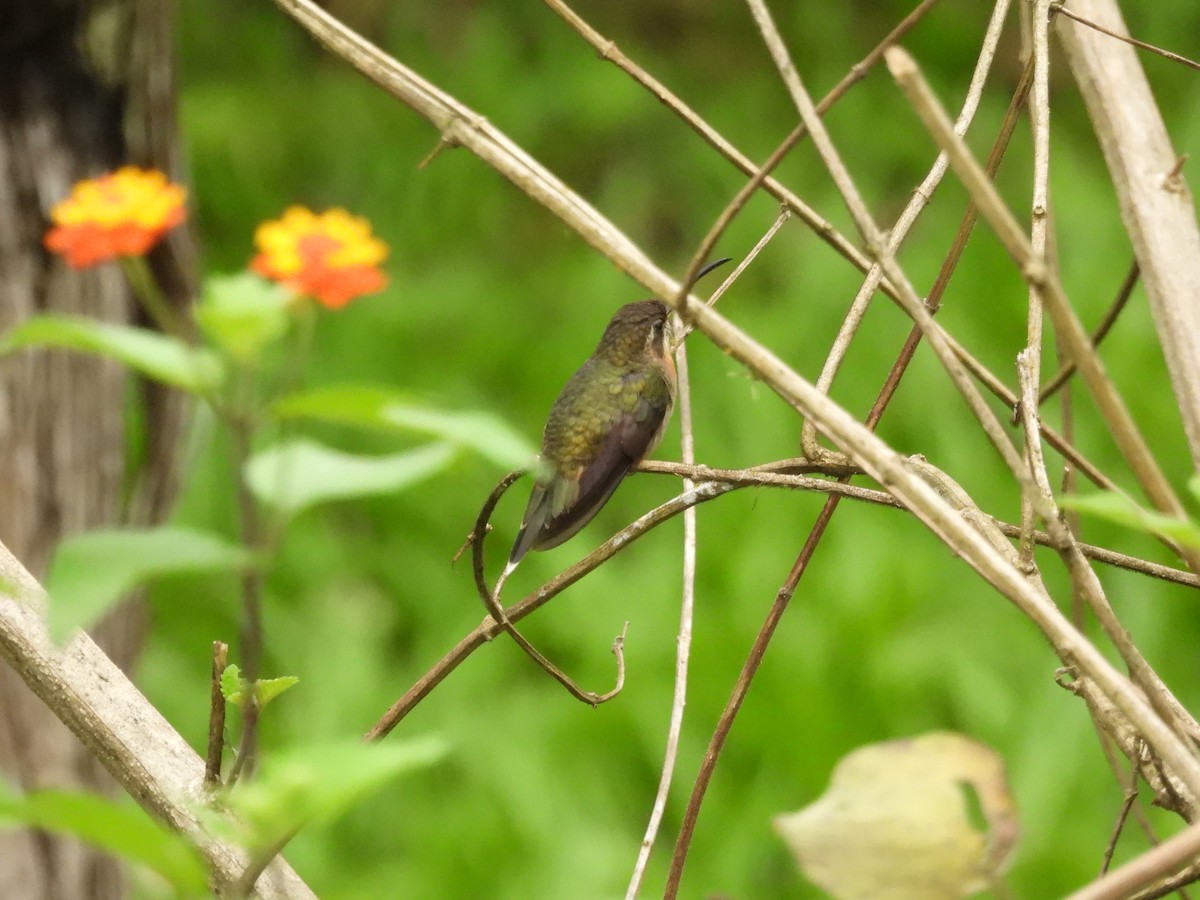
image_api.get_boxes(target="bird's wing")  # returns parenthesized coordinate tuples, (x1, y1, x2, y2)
(511, 372, 671, 560)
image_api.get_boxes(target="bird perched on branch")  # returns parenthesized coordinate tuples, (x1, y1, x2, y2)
(508, 259, 729, 570)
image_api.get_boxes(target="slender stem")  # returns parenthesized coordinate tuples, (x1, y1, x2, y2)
(232, 827, 301, 897)
(205, 641, 229, 786)
(886, 46, 1199, 573)
(1018, 0, 1052, 566)
(1051, 2, 1200, 71)
(120, 255, 189, 341)
(545, 0, 943, 307)
(625, 330, 698, 898)
(227, 372, 265, 784)
(471, 472, 626, 706)
(675, 211, 790, 347)
(365, 481, 741, 741)
(665, 496, 840, 898)
(1067, 819, 1200, 900)
(802, 0, 1013, 459)
(1039, 259, 1139, 405)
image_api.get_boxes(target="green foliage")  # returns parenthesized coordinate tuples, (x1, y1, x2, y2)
(45, 527, 251, 641)
(196, 272, 292, 363)
(275, 385, 535, 469)
(1062, 490, 1200, 548)
(210, 738, 445, 853)
(245, 438, 458, 517)
(220, 663, 300, 710)
(0, 782, 207, 894)
(0, 314, 222, 393)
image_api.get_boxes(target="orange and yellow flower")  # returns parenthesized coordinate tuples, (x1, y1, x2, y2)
(44, 167, 187, 268)
(251, 206, 388, 309)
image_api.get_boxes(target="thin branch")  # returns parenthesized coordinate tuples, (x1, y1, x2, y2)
(710, 212, 789, 308)
(747, 0, 1039, 506)
(227, 386, 265, 784)
(470, 471, 626, 706)
(1052, 2, 1200, 71)
(205, 640, 229, 787)
(1100, 761, 1140, 874)
(1018, 0, 1052, 567)
(625, 328, 700, 899)
(885, 45, 1200, 573)
(365, 481, 740, 741)
(1039, 258, 1139, 405)
(233, 827, 301, 898)
(1068, 819, 1200, 900)
(1130, 864, 1200, 900)
(638, 460, 1199, 588)
(545, 0, 942, 306)
(801, 0, 1013, 460)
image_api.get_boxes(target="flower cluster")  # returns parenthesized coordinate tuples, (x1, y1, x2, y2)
(44, 167, 186, 268)
(44, 168, 389, 310)
(251, 206, 389, 309)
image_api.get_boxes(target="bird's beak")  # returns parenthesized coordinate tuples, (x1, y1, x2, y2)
(693, 256, 733, 286)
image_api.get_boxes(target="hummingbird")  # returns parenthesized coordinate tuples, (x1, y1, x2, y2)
(508, 260, 730, 568)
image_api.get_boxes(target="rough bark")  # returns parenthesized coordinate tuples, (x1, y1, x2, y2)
(0, 1, 190, 896)
(0, 546, 317, 899)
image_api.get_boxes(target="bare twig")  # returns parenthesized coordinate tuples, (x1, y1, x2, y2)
(1100, 760, 1140, 874)
(666, 494, 838, 899)
(470, 471, 627, 706)
(233, 827, 301, 898)
(675, 210, 790, 347)
(227, 394, 265, 784)
(1052, 2, 1200, 71)
(1017, 0, 1053, 568)
(638, 460, 1199, 587)
(1068, 819, 1200, 900)
(365, 480, 740, 741)
(205, 640, 229, 787)
(801, 0, 1013, 460)
(885, 45, 1200, 573)
(545, 0, 942, 305)
(1130, 865, 1200, 900)
(1039, 259, 1139, 405)
(625, 327, 701, 898)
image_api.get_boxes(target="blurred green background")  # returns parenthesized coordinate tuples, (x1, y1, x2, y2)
(143, 1, 1200, 896)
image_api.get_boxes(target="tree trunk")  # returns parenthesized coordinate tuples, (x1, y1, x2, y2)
(0, 1, 192, 896)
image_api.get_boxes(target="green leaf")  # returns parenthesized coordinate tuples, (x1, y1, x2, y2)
(244, 438, 457, 517)
(0, 783, 207, 893)
(0, 314, 222, 393)
(274, 385, 535, 469)
(196, 273, 292, 363)
(221, 663, 250, 707)
(45, 526, 252, 641)
(220, 665, 299, 710)
(256, 675, 300, 707)
(1062, 491, 1200, 548)
(216, 738, 445, 851)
